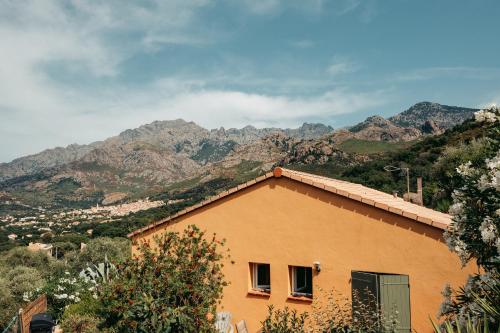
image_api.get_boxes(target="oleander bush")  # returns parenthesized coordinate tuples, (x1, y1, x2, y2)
(440, 106, 500, 329)
(98, 225, 228, 332)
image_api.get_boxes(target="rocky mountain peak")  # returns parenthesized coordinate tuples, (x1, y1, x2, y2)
(389, 102, 477, 129)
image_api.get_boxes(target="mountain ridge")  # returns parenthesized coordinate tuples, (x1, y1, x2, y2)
(0, 102, 478, 210)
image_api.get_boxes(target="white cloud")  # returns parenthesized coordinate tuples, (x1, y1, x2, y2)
(0, 81, 388, 162)
(289, 39, 315, 49)
(237, 0, 325, 16)
(327, 57, 360, 76)
(0, 0, 388, 162)
(149, 88, 386, 129)
(393, 67, 500, 82)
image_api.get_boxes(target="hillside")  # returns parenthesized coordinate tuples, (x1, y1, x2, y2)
(287, 117, 496, 212)
(0, 121, 333, 210)
(0, 102, 478, 212)
(0, 104, 496, 251)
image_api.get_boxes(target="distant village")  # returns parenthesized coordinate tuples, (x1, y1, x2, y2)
(1, 198, 168, 243)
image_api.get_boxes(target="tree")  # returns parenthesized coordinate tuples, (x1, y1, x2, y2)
(66, 237, 130, 272)
(99, 225, 228, 332)
(444, 106, 499, 269)
(440, 106, 500, 327)
(4, 266, 45, 303)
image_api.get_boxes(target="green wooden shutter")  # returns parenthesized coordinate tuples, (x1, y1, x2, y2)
(379, 274, 411, 333)
(351, 271, 379, 319)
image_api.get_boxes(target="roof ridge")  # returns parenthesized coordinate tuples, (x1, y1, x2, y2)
(128, 167, 450, 238)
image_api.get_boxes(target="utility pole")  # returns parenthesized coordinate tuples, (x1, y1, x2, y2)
(384, 165, 411, 198)
(403, 167, 410, 195)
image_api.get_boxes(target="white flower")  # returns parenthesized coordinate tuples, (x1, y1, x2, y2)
(449, 202, 464, 216)
(491, 170, 500, 191)
(23, 291, 32, 302)
(453, 239, 469, 264)
(477, 174, 491, 191)
(486, 153, 500, 170)
(474, 109, 499, 123)
(457, 161, 473, 176)
(479, 218, 498, 244)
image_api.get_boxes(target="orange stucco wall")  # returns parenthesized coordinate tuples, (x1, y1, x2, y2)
(132, 177, 476, 333)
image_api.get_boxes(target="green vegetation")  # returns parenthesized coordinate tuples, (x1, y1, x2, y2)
(0, 238, 130, 329)
(192, 139, 237, 163)
(98, 225, 227, 332)
(338, 139, 410, 155)
(289, 118, 498, 212)
(262, 305, 308, 333)
(262, 287, 399, 332)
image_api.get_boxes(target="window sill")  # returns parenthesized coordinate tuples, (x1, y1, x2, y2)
(287, 295, 313, 303)
(247, 290, 271, 297)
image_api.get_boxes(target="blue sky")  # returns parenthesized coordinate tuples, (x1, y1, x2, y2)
(1, 0, 499, 162)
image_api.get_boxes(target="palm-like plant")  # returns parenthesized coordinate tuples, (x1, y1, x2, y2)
(79, 254, 115, 284)
(431, 316, 499, 333)
(472, 282, 500, 323)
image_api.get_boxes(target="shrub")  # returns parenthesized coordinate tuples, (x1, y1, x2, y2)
(62, 294, 102, 319)
(66, 237, 130, 272)
(441, 106, 499, 325)
(261, 288, 399, 333)
(261, 305, 308, 333)
(41, 271, 92, 319)
(0, 278, 17, 330)
(60, 313, 101, 333)
(99, 225, 228, 332)
(4, 266, 45, 303)
(0, 247, 60, 278)
(431, 316, 497, 333)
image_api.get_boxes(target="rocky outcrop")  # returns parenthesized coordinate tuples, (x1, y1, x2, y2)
(349, 116, 421, 142)
(389, 101, 477, 129)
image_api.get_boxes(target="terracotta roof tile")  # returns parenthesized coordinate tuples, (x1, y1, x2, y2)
(128, 168, 451, 238)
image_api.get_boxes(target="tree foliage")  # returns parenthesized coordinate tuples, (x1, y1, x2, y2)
(99, 225, 228, 332)
(440, 106, 500, 328)
(66, 237, 130, 272)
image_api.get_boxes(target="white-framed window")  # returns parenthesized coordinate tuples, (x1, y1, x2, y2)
(290, 266, 313, 297)
(250, 263, 271, 292)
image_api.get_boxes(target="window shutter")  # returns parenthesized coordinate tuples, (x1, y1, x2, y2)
(351, 271, 379, 321)
(379, 274, 411, 333)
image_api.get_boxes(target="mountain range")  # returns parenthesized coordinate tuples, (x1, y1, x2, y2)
(0, 101, 477, 210)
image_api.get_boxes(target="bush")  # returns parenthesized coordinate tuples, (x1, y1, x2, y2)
(4, 266, 45, 303)
(60, 313, 101, 333)
(99, 225, 228, 332)
(0, 278, 17, 330)
(440, 106, 500, 327)
(66, 237, 130, 272)
(41, 271, 92, 319)
(262, 305, 308, 333)
(0, 247, 60, 278)
(261, 288, 399, 333)
(431, 316, 497, 333)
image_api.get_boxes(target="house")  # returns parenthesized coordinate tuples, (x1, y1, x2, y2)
(27, 242, 54, 256)
(128, 168, 476, 332)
